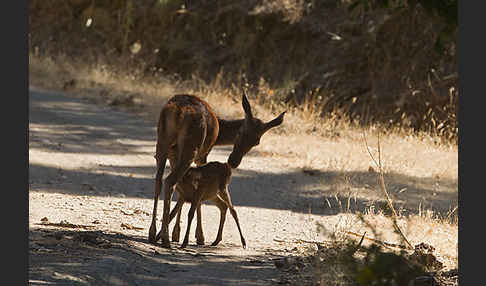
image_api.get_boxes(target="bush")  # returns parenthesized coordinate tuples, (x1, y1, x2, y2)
(29, 0, 457, 143)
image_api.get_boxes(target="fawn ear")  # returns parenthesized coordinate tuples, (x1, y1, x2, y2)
(264, 111, 286, 132)
(242, 91, 253, 119)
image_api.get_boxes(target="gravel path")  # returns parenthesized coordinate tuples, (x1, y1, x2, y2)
(29, 88, 334, 285)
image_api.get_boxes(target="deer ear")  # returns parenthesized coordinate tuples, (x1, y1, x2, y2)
(242, 91, 253, 119)
(264, 111, 286, 131)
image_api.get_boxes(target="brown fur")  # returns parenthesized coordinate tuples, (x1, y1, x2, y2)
(148, 93, 285, 248)
(159, 162, 246, 248)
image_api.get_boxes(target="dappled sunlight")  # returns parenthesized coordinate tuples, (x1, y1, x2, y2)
(29, 87, 458, 284)
(29, 88, 156, 156)
(29, 149, 155, 175)
(258, 131, 458, 181)
(30, 226, 278, 285)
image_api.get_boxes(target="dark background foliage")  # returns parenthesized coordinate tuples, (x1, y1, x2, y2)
(29, 0, 457, 142)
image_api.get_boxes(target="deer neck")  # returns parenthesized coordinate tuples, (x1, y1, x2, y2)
(215, 118, 244, 146)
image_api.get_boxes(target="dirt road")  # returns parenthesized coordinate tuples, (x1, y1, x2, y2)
(28, 87, 458, 285)
(28, 87, 335, 285)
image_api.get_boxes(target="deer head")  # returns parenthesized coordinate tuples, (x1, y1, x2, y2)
(227, 92, 286, 168)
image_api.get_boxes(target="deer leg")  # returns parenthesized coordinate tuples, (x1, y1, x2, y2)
(161, 123, 204, 248)
(194, 152, 208, 166)
(158, 178, 176, 248)
(219, 187, 246, 249)
(166, 153, 182, 243)
(148, 152, 167, 243)
(195, 204, 205, 245)
(156, 196, 184, 242)
(168, 196, 185, 223)
(210, 197, 228, 247)
(157, 147, 197, 248)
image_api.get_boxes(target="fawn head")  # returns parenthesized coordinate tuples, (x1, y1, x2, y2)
(228, 92, 285, 168)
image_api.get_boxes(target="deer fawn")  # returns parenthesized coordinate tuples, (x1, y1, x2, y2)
(148, 92, 285, 248)
(157, 161, 246, 249)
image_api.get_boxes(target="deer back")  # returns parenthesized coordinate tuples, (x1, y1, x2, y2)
(156, 94, 219, 162)
(179, 162, 232, 202)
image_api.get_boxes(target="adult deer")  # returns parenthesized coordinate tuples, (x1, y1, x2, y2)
(148, 92, 285, 248)
(160, 161, 246, 249)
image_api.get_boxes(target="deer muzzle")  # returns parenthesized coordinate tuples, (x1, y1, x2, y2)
(228, 152, 243, 169)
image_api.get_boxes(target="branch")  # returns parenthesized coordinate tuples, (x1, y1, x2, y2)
(363, 130, 414, 250)
(343, 230, 409, 250)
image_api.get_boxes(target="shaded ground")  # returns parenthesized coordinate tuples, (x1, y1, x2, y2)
(28, 87, 458, 285)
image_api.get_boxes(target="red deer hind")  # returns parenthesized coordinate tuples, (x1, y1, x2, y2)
(148, 92, 285, 248)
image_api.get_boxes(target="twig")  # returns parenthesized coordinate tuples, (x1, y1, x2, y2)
(362, 130, 414, 250)
(350, 232, 366, 255)
(362, 130, 379, 168)
(344, 231, 408, 250)
(36, 222, 96, 230)
(377, 134, 413, 250)
(273, 238, 332, 245)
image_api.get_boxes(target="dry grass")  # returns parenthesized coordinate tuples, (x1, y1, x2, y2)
(29, 53, 458, 276)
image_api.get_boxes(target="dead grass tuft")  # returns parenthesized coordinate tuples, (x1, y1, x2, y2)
(29, 52, 457, 284)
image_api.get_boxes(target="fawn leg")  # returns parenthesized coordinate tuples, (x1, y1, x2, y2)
(171, 196, 183, 242)
(194, 153, 208, 245)
(210, 197, 228, 247)
(181, 201, 199, 248)
(219, 186, 246, 249)
(168, 197, 185, 223)
(195, 204, 205, 245)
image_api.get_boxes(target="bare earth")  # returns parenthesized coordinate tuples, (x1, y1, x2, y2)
(29, 87, 458, 285)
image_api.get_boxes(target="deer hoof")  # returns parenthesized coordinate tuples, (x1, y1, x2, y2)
(160, 239, 171, 249)
(155, 231, 164, 242)
(148, 234, 156, 243)
(172, 234, 180, 242)
(148, 226, 157, 243)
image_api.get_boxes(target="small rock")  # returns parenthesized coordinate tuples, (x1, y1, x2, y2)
(120, 223, 144, 230)
(60, 220, 70, 225)
(120, 209, 134, 216)
(41, 217, 49, 222)
(62, 79, 76, 90)
(247, 259, 265, 264)
(302, 169, 318, 176)
(274, 257, 294, 269)
(274, 258, 287, 269)
(82, 183, 96, 191)
(412, 275, 436, 286)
